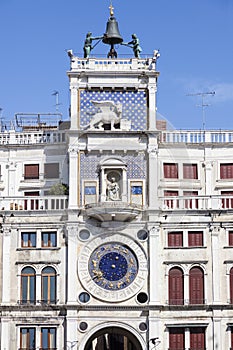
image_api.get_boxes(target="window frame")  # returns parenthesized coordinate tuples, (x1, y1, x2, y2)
(220, 163, 233, 179)
(189, 267, 205, 305)
(20, 327, 36, 350)
(164, 190, 179, 209)
(168, 267, 184, 305)
(44, 163, 59, 179)
(24, 164, 39, 180)
(21, 232, 37, 248)
(183, 163, 198, 179)
(168, 232, 183, 247)
(41, 327, 56, 350)
(229, 231, 233, 246)
(41, 231, 57, 248)
(188, 231, 204, 247)
(21, 267, 36, 304)
(163, 163, 179, 179)
(41, 267, 57, 304)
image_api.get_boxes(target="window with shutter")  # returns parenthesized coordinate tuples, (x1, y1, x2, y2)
(230, 267, 233, 304)
(168, 232, 183, 247)
(169, 328, 185, 350)
(183, 163, 198, 179)
(221, 191, 233, 209)
(24, 191, 39, 210)
(24, 164, 39, 179)
(183, 191, 198, 209)
(229, 231, 233, 246)
(190, 327, 205, 350)
(169, 267, 184, 305)
(231, 327, 233, 349)
(163, 163, 178, 178)
(164, 190, 179, 209)
(188, 231, 203, 247)
(44, 163, 59, 179)
(189, 267, 204, 304)
(220, 163, 233, 179)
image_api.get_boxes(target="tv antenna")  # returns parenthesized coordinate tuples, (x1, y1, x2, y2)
(52, 90, 62, 112)
(187, 91, 215, 130)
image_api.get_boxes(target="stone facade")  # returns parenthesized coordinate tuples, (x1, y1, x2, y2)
(0, 52, 233, 350)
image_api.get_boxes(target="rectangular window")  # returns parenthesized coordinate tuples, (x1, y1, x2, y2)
(164, 190, 179, 209)
(24, 164, 39, 180)
(220, 163, 233, 179)
(231, 327, 233, 349)
(84, 181, 97, 205)
(44, 163, 59, 179)
(183, 191, 198, 209)
(130, 181, 143, 206)
(188, 231, 203, 247)
(24, 191, 39, 210)
(42, 231, 57, 247)
(84, 186, 96, 195)
(20, 328, 36, 350)
(183, 163, 198, 179)
(131, 186, 142, 195)
(169, 328, 185, 350)
(21, 232, 36, 248)
(41, 328, 56, 350)
(168, 232, 183, 247)
(164, 163, 178, 179)
(190, 327, 205, 350)
(229, 231, 233, 246)
(221, 191, 233, 209)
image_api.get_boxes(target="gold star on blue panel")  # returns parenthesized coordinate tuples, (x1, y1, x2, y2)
(80, 90, 147, 130)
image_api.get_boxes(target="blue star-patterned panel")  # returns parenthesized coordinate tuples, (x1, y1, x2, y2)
(79, 90, 148, 131)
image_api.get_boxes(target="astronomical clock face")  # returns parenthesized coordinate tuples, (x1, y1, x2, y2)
(88, 243, 138, 291)
(78, 234, 147, 302)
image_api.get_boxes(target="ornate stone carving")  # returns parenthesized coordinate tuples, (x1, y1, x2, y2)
(84, 100, 122, 130)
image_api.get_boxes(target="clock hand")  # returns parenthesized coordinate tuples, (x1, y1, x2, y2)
(92, 269, 103, 280)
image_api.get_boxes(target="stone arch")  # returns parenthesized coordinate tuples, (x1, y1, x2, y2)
(80, 323, 145, 350)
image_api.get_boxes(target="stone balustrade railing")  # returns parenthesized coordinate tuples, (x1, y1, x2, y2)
(0, 196, 68, 212)
(160, 130, 233, 144)
(0, 131, 66, 145)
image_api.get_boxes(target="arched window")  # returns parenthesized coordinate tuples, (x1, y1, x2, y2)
(189, 267, 204, 304)
(21, 267, 36, 304)
(230, 267, 233, 304)
(41, 267, 57, 304)
(169, 267, 184, 305)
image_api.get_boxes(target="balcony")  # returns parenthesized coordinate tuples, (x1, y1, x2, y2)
(160, 130, 233, 144)
(160, 194, 233, 211)
(84, 201, 142, 222)
(0, 196, 68, 212)
(0, 130, 66, 145)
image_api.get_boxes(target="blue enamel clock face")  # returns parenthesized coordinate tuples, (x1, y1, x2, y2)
(88, 243, 138, 290)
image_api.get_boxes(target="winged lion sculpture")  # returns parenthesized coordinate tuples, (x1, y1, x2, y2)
(83, 100, 122, 130)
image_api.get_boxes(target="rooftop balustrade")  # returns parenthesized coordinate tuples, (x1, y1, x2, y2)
(70, 56, 157, 72)
(160, 130, 233, 144)
(0, 130, 67, 145)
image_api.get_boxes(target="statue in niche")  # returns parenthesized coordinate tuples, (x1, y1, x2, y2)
(106, 177, 120, 201)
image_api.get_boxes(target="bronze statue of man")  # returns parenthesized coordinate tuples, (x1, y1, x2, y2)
(83, 32, 103, 58)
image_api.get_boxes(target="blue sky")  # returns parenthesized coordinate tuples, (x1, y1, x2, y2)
(0, 0, 233, 130)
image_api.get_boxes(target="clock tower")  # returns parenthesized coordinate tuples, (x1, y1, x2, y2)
(66, 7, 160, 350)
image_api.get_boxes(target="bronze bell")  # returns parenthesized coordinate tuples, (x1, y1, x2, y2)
(102, 16, 123, 46)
